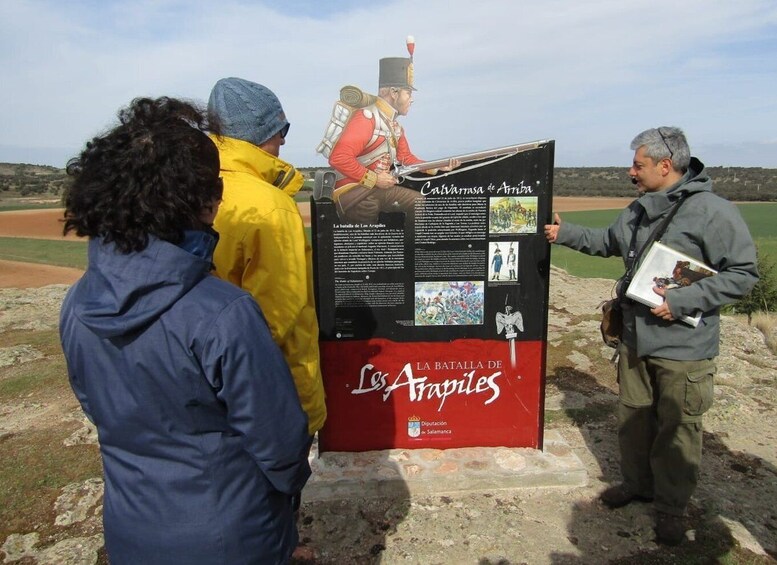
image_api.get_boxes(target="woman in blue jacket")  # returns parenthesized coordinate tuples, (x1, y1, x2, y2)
(59, 97, 311, 564)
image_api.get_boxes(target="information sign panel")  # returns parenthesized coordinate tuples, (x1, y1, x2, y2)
(313, 140, 554, 451)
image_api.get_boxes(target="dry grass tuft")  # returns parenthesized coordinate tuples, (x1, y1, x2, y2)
(752, 312, 777, 354)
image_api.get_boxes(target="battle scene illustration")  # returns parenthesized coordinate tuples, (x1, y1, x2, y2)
(489, 196, 538, 234)
(414, 281, 485, 326)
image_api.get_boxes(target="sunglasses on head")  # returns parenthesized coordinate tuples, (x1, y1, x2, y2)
(657, 127, 674, 160)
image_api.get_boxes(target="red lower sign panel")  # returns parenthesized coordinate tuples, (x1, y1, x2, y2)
(318, 338, 544, 452)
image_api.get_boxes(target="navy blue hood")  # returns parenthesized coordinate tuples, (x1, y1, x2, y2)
(70, 234, 215, 338)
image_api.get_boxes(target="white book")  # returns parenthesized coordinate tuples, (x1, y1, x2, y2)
(625, 241, 717, 328)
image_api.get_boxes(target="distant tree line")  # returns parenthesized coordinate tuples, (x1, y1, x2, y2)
(553, 166, 777, 201)
(0, 163, 69, 197)
(3, 163, 777, 202)
(300, 165, 777, 202)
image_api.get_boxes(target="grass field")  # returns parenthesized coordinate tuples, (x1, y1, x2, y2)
(295, 187, 314, 202)
(551, 202, 777, 279)
(2, 203, 775, 279)
(0, 237, 88, 269)
(0, 202, 61, 212)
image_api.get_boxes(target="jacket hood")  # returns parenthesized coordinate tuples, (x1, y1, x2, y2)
(69, 235, 214, 338)
(670, 156, 710, 198)
(211, 135, 305, 198)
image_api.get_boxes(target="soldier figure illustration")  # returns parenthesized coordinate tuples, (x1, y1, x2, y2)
(318, 37, 456, 224)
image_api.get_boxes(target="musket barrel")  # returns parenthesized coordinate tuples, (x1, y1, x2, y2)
(394, 140, 550, 178)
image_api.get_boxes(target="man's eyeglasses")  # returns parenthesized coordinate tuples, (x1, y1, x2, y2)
(279, 122, 290, 139)
(657, 127, 674, 160)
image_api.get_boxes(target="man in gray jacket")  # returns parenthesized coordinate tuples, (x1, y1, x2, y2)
(544, 127, 758, 545)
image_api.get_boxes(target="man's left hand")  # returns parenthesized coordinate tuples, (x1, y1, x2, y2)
(650, 286, 675, 321)
(544, 213, 562, 243)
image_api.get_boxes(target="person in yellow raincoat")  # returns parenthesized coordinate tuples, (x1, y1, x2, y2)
(208, 77, 326, 437)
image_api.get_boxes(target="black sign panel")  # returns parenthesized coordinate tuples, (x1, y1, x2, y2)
(313, 140, 554, 451)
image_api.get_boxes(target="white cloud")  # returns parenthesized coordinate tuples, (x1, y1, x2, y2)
(1, 0, 776, 167)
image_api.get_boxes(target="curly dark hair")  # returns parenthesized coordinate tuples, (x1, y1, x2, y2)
(63, 97, 223, 253)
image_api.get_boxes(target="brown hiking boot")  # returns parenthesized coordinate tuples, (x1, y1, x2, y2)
(599, 484, 654, 509)
(655, 512, 686, 546)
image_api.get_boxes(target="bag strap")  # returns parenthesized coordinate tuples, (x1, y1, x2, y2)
(624, 208, 646, 271)
(617, 193, 690, 300)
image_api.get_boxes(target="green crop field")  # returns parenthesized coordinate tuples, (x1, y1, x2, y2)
(550, 202, 777, 279)
(0, 237, 88, 270)
(549, 209, 623, 279)
(0, 202, 62, 212)
(2, 203, 775, 279)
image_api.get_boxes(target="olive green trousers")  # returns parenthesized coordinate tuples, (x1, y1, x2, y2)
(616, 343, 716, 516)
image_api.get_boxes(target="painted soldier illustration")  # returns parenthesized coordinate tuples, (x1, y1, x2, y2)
(491, 246, 503, 280)
(317, 37, 456, 224)
(507, 245, 517, 280)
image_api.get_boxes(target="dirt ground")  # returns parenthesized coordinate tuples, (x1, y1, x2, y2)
(0, 198, 630, 289)
(1, 269, 775, 564)
(1, 198, 775, 563)
(0, 208, 82, 289)
(546, 196, 635, 211)
(0, 209, 80, 241)
(0, 260, 83, 288)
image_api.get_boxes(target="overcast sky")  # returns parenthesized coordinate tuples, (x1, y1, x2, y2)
(2, 0, 776, 170)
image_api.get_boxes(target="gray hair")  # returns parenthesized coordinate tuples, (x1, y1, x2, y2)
(630, 127, 691, 172)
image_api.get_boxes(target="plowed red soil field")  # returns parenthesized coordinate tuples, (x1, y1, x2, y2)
(0, 198, 632, 287)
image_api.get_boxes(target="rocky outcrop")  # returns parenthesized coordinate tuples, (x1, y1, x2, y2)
(1, 275, 775, 563)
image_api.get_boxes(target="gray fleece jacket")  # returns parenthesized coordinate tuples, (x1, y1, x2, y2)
(555, 157, 758, 360)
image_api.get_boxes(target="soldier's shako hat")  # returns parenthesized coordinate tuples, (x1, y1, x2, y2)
(379, 57, 416, 91)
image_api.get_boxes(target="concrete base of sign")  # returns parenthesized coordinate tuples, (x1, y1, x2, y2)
(305, 430, 587, 502)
